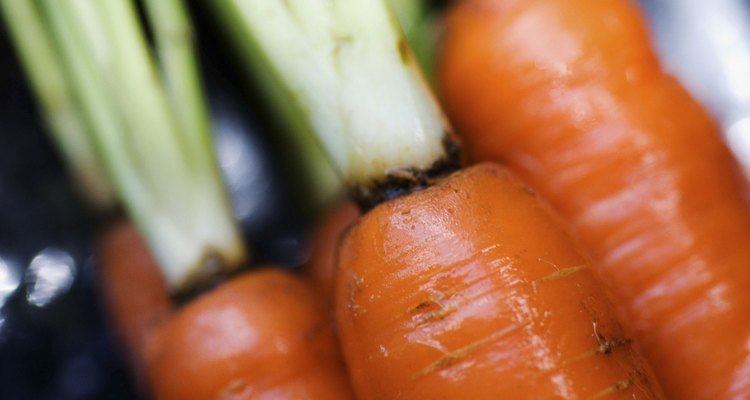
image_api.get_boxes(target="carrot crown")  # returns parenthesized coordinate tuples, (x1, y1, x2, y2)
(209, 0, 459, 208)
(1, 0, 247, 294)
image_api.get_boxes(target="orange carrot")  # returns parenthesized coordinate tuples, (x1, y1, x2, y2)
(214, 2, 664, 397)
(99, 222, 170, 379)
(98, 223, 354, 400)
(147, 269, 354, 400)
(335, 163, 665, 399)
(304, 201, 360, 303)
(439, 1, 750, 398)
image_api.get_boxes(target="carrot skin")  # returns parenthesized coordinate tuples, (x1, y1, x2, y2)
(147, 269, 355, 400)
(98, 222, 170, 370)
(304, 200, 360, 303)
(335, 163, 665, 399)
(439, 1, 750, 398)
(98, 223, 354, 400)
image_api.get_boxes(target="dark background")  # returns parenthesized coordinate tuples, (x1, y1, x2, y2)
(0, 18, 143, 398)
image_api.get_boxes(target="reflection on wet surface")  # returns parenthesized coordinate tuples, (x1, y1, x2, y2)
(639, 0, 750, 175)
(25, 249, 75, 308)
(0, 257, 21, 308)
(213, 102, 270, 222)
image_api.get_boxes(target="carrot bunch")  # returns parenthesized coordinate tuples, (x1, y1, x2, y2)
(99, 222, 355, 400)
(2, 0, 356, 398)
(439, 0, 750, 398)
(5, 0, 692, 398)
(211, 0, 668, 398)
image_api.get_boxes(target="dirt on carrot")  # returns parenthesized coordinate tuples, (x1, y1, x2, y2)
(335, 163, 665, 399)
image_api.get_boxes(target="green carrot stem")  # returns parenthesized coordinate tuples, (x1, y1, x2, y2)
(0, 0, 115, 208)
(33, 0, 246, 293)
(207, 0, 454, 198)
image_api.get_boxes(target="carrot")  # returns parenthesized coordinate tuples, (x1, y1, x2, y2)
(304, 200, 360, 303)
(215, 1, 667, 397)
(98, 222, 355, 400)
(336, 163, 664, 399)
(438, 0, 750, 398)
(147, 269, 355, 400)
(5, 0, 355, 397)
(98, 222, 170, 378)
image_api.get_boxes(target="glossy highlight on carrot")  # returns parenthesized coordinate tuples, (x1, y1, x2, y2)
(335, 163, 665, 399)
(439, 1, 750, 398)
(147, 269, 354, 400)
(98, 223, 354, 400)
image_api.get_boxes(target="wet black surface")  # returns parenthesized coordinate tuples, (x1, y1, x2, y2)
(0, 17, 139, 399)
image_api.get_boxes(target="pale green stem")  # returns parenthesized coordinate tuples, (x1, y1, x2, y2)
(388, 0, 424, 36)
(207, 0, 452, 189)
(142, 0, 213, 175)
(388, 0, 440, 81)
(208, 0, 344, 206)
(0, 0, 115, 208)
(142, 0, 239, 259)
(36, 0, 246, 293)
